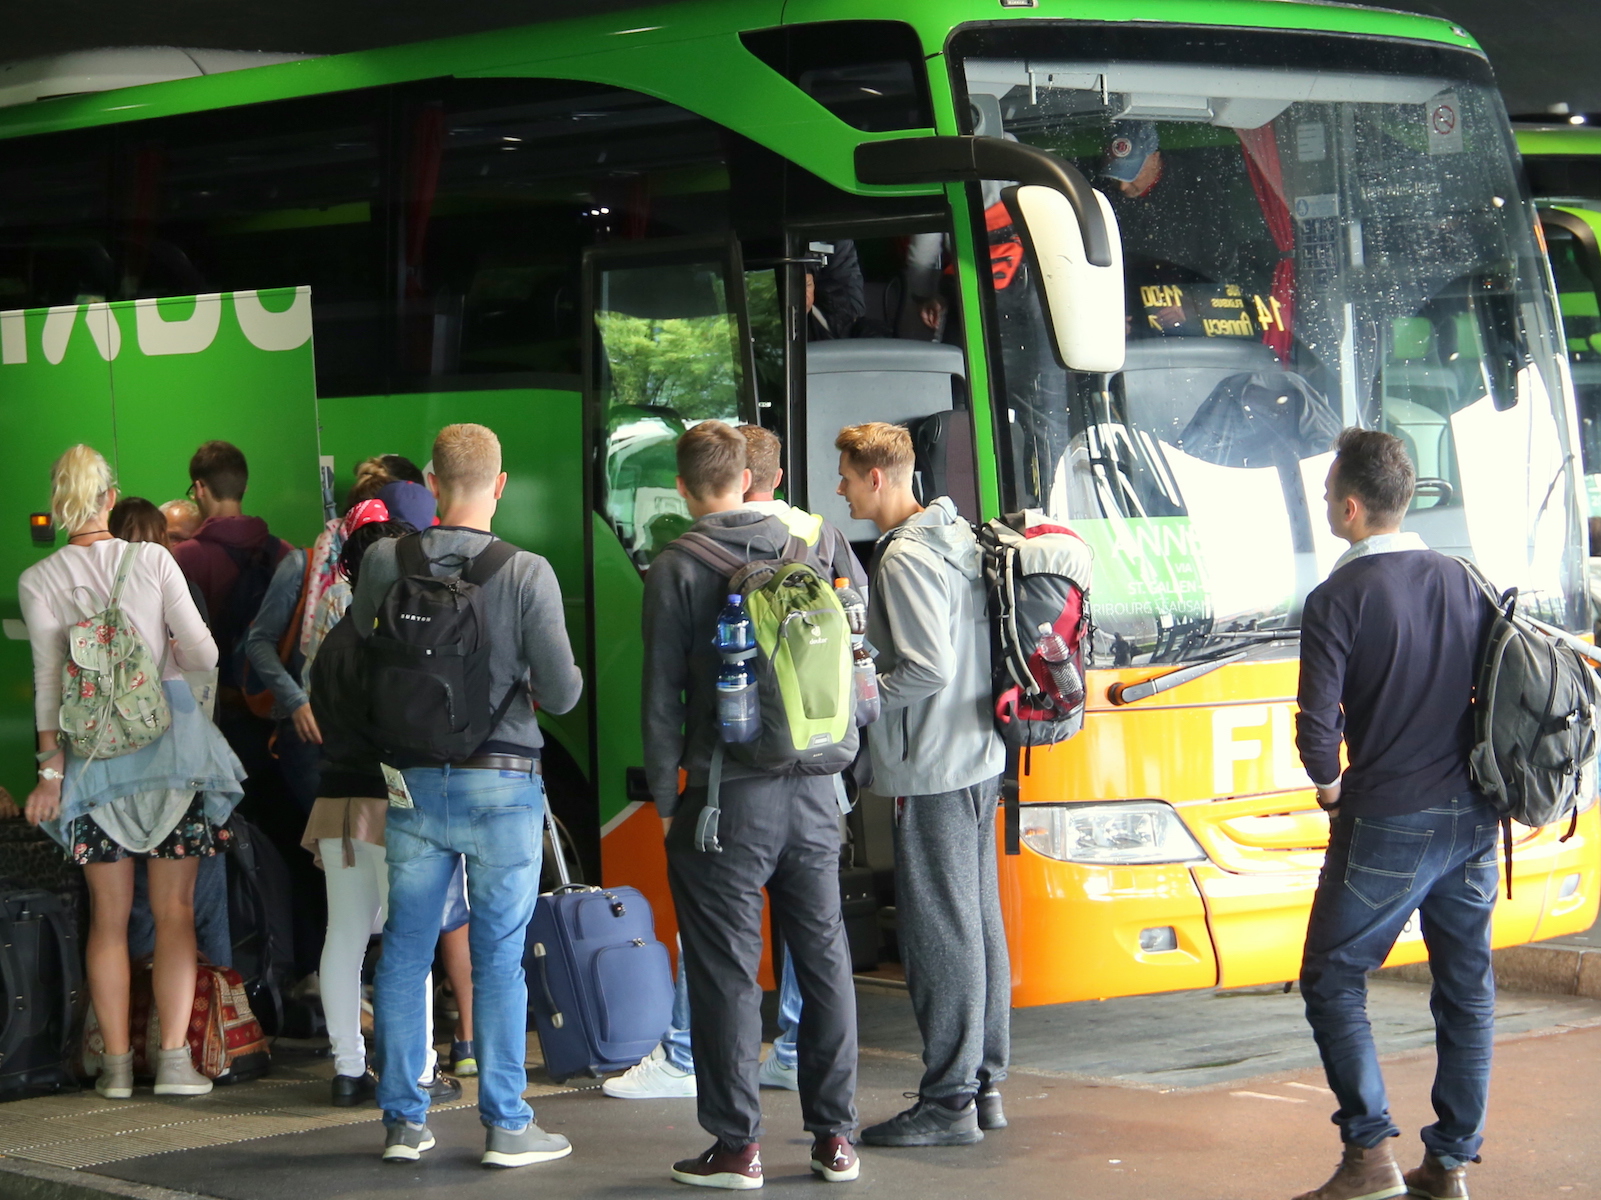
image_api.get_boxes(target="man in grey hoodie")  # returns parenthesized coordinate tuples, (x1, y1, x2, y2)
(642, 421, 860, 1190)
(835, 422, 1009, 1148)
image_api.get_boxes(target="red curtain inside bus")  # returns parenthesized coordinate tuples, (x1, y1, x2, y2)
(1236, 125, 1295, 363)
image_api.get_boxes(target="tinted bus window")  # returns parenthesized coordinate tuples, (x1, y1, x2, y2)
(741, 21, 933, 133)
(0, 131, 113, 309)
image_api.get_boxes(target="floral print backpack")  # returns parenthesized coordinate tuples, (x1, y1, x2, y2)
(57, 543, 171, 760)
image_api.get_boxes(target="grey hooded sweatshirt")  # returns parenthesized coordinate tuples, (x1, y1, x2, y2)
(867, 497, 1004, 797)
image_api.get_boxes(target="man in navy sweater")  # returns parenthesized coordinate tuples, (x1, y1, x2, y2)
(1291, 429, 1493, 1200)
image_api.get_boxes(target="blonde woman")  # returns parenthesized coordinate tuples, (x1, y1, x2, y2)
(20, 445, 246, 1099)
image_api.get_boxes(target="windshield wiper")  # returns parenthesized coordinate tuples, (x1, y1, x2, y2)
(1107, 629, 1300, 706)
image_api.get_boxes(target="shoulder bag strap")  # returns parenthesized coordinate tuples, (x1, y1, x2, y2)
(276, 550, 316, 663)
(109, 542, 139, 610)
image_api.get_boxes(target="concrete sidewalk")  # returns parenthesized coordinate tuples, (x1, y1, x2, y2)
(3, 976, 1599, 1200)
(1386, 910, 1601, 999)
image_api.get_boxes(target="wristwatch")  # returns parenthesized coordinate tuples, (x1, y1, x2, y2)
(37, 767, 64, 782)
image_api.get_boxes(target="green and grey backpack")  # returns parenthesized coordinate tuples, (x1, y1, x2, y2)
(59, 542, 172, 761)
(1456, 556, 1601, 895)
(675, 531, 858, 850)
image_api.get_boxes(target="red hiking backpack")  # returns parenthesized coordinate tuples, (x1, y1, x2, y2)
(979, 512, 1094, 749)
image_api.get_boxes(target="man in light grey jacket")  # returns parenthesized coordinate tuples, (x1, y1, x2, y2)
(835, 422, 1009, 1148)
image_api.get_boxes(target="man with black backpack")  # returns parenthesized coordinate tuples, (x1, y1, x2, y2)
(1291, 429, 1496, 1200)
(347, 423, 583, 1169)
(834, 422, 1009, 1150)
(643, 421, 860, 1189)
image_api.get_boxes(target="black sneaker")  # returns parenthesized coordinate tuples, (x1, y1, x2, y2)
(383, 1122, 436, 1163)
(331, 1069, 377, 1108)
(977, 1086, 1007, 1130)
(423, 1069, 463, 1104)
(860, 1096, 982, 1147)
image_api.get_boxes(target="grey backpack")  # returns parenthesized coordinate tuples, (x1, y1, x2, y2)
(1458, 557, 1601, 892)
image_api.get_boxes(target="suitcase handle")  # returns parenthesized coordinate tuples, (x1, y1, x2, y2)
(529, 941, 565, 1029)
(543, 809, 572, 890)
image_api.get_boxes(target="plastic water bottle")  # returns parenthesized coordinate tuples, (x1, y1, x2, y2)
(714, 594, 760, 743)
(1036, 622, 1084, 712)
(836, 579, 880, 726)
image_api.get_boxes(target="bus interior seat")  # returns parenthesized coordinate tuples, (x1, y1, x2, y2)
(908, 409, 978, 519)
(1383, 316, 1459, 418)
(1116, 337, 1283, 448)
(805, 338, 967, 541)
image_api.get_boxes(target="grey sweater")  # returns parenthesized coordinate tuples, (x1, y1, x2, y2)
(867, 497, 1004, 797)
(349, 526, 583, 756)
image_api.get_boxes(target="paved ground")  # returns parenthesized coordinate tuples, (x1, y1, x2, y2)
(2, 976, 1595, 1200)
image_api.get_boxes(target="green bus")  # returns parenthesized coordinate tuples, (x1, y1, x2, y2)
(1517, 123, 1601, 518)
(1, 1, 1594, 1007)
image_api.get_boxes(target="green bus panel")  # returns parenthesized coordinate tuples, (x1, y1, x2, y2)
(315, 386, 591, 771)
(0, 290, 321, 800)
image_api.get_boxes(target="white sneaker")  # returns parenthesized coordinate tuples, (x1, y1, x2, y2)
(757, 1052, 798, 1091)
(601, 1045, 697, 1099)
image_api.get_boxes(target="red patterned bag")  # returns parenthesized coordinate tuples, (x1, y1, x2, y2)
(82, 958, 270, 1084)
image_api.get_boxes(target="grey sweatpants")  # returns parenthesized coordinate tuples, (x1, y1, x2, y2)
(893, 775, 1010, 1100)
(667, 773, 858, 1147)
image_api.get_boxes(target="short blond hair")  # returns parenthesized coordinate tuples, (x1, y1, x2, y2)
(51, 444, 115, 533)
(836, 422, 914, 487)
(737, 425, 781, 494)
(432, 424, 502, 493)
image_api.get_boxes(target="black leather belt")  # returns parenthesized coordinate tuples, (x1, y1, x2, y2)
(449, 755, 541, 774)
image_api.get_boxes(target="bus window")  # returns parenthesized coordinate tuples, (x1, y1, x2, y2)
(398, 81, 730, 391)
(0, 131, 113, 309)
(1541, 215, 1601, 513)
(592, 249, 749, 568)
(109, 93, 387, 397)
(788, 230, 976, 544)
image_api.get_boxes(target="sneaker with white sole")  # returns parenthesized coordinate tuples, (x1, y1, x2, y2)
(152, 1046, 213, 1096)
(810, 1136, 860, 1182)
(383, 1122, 436, 1163)
(603, 1044, 697, 1099)
(756, 1052, 798, 1091)
(671, 1141, 763, 1190)
(481, 1122, 573, 1168)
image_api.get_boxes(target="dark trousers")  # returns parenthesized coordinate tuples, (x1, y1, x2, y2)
(893, 777, 1010, 1100)
(1300, 790, 1498, 1163)
(667, 773, 857, 1147)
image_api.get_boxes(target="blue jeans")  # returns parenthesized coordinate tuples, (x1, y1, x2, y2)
(376, 766, 545, 1131)
(1300, 790, 1499, 1164)
(129, 851, 231, 967)
(665, 940, 803, 1074)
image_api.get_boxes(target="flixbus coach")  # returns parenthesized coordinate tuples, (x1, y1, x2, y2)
(0, 2, 1594, 1007)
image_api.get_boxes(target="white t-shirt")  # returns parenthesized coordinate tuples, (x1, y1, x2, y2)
(18, 538, 216, 730)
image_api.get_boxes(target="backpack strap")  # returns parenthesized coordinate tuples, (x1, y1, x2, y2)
(696, 743, 725, 854)
(109, 542, 140, 609)
(673, 532, 749, 579)
(275, 550, 316, 663)
(395, 533, 431, 578)
(463, 539, 519, 587)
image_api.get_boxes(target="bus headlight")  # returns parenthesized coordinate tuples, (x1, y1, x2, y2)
(1020, 802, 1207, 865)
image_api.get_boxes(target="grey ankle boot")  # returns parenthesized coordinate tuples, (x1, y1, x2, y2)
(153, 1046, 212, 1096)
(95, 1049, 134, 1099)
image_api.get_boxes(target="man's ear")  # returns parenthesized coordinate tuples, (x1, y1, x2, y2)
(868, 467, 886, 493)
(493, 471, 508, 501)
(675, 476, 692, 502)
(771, 466, 784, 493)
(425, 473, 442, 501)
(740, 468, 752, 498)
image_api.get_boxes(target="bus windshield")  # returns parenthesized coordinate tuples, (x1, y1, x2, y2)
(958, 28, 1585, 665)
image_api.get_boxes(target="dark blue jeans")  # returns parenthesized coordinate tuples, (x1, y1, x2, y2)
(1300, 790, 1498, 1164)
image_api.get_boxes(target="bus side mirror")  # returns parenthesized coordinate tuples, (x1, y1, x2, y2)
(855, 135, 1125, 373)
(1003, 184, 1125, 373)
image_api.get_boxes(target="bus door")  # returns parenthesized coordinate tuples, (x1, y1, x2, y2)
(1539, 208, 1601, 521)
(583, 235, 757, 929)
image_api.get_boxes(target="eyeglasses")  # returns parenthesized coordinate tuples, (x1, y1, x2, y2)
(185, 481, 199, 500)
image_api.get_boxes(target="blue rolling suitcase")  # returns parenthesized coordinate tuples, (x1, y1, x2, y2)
(526, 812, 674, 1083)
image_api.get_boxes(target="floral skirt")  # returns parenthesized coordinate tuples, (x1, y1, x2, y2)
(68, 794, 231, 865)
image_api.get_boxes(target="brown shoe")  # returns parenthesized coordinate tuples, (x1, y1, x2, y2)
(1291, 1142, 1406, 1200)
(810, 1135, 860, 1182)
(1403, 1154, 1469, 1199)
(671, 1142, 763, 1190)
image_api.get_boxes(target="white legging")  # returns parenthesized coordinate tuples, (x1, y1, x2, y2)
(319, 837, 438, 1081)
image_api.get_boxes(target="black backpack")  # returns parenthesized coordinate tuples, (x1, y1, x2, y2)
(0, 886, 81, 1100)
(217, 542, 279, 689)
(224, 815, 294, 1036)
(363, 533, 520, 765)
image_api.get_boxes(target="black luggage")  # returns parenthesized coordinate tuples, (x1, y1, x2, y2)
(839, 865, 880, 974)
(526, 812, 673, 1083)
(225, 815, 294, 1036)
(0, 887, 82, 1099)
